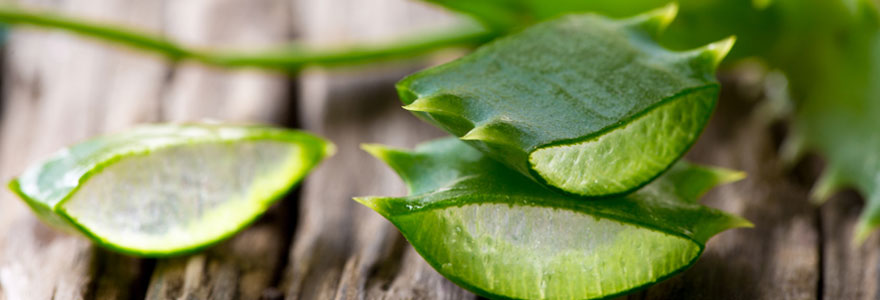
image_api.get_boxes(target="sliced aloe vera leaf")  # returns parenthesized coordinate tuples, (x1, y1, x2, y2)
(356, 138, 750, 300)
(9, 124, 333, 257)
(397, 8, 732, 197)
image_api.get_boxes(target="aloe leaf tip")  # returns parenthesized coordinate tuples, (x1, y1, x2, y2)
(809, 168, 846, 205)
(719, 169, 747, 186)
(704, 36, 737, 69)
(626, 2, 679, 36)
(361, 143, 393, 161)
(854, 221, 873, 246)
(353, 196, 389, 216)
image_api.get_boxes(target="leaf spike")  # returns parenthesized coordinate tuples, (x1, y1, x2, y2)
(717, 168, 747, 186)
(703, 36, 736, 69)
(809, 167, 846, 204)
(460, 121, 519, 148)
(353, 197, 391, 218)
(460, 124, 497, 141)
(361, 143, 422, 193)
(682, 36, 736, 71)
(361, 143, 415, 170)
(779, 130, 807, 167)
(752, 0, 773, 10)
(853, 220, 874, 246)
(401, 95, 459, 116)
(361, 143, 392, 161)
(853, 192, 880, 245)
(624, 2, 679, 36)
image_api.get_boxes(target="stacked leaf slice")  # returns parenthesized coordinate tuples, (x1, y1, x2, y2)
(358, 6, 750, 299)
(358, 139, 748, 299)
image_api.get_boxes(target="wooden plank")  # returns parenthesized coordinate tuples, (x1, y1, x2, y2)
(0, 0, 168, 299)
(280, 1, 478, 299)
(820, 191, 880, 299)
(625, 75, 820, 299)
(142, 0, 294, 299)
(0, 0, 295, 299)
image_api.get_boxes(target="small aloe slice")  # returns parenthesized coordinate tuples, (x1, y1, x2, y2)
(9, 124, 333, 256)
(397, 7, 733, 197)
(356, 138, 750, 299)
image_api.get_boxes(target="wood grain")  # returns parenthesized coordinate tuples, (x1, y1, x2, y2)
(820, 191, 880, 299)
(0, 0, 294, 299)
(0, 0, 167, 299)
(281, 1, 474, 299)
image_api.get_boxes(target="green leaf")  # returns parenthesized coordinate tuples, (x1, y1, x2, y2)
(9, 124, 333, 256)
(397, 9, 733, 197)
(357, 138, 749, 300)
(420, 0, 670, 32)
(769, 0, 880, 242)
(0, 6, 494, 71)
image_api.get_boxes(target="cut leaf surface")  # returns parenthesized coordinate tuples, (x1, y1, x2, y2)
(357, 138, 749, 299)
(9, 124, 333, 256)
(397, 10, 730, 197)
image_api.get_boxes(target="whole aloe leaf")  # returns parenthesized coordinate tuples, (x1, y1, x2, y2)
(397, 7, 734, 197)
(356, 138, 750, 299)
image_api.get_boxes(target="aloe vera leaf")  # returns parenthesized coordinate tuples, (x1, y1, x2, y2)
(356, 137, 749, 299)
(9, 124, 333, 256)
(420, 0, 675, 32)
(768, 0, 880, 242)
(397, 8, 732, 197)
(0, 7, 494, 71)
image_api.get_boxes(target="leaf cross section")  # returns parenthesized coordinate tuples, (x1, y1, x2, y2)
(357, 138, 750, 300)
(9, 124, 333, 256)
(397, 8, 733, 197)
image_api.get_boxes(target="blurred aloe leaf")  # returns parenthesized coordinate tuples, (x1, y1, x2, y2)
(419, 0, 779, 60)
(420, 0, 667, 31)
(0, 7, 494, 71)
(769, 1, 880, 242)
(397, 7, 732, 197)
(356, 138, 749, 299)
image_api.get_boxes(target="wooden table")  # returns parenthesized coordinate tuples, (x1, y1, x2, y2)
(0, 0, 874, 299)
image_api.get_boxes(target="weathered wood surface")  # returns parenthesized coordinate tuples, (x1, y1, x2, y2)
(0, 0, 875, 299)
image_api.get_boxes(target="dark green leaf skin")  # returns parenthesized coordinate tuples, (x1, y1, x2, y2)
(8, 124, 334, 257)
(357, 138, 750, 299)
(397, 8, 731, 198)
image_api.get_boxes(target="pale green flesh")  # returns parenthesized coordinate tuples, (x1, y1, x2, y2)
(61, 141, 303, 253)
(529, 89, 713, 196)
(395, 203, 699, 299)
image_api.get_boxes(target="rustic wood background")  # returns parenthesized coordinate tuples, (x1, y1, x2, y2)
(0, 0, 873, 299)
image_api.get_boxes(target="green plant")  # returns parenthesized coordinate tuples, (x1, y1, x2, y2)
(9, 124, 332, 256)
(396, 5, 732, 197)
(355, 9, 747, 298)
(357, 138, 748, 299)
(0, 6, 494, 71)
